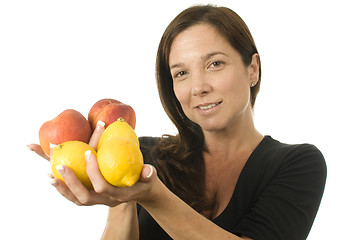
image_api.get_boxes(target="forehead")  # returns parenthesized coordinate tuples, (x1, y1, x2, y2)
(169, 24, 235, 64)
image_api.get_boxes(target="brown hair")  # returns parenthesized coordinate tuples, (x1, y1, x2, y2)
(154, 4, 261, 213)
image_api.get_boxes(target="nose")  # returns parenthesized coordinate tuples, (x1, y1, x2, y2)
(191, 72, 212, 96)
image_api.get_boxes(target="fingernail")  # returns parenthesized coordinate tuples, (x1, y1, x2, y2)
(48, 173, 54, 179)
(26, 145, 34, 151)
(146, 166, 153, 179)
(49, 143, 57, 149)
(96, 120, 105, 130)
(85, 150, 92, 162)
(49, 143, 57, 156)
(56, 165, 64, 174)
(49, 178, 57, 186)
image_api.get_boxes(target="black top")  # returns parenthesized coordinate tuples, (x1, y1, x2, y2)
(137, 136, 327, 240)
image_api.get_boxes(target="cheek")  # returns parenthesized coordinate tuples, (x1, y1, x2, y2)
(220, 73, 247, 94)
(173, 84, 194, 119)
(173, 83, 189, 105)
(221, 73, 251, 106)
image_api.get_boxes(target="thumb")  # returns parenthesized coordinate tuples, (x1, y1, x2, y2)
(85, 150, 109, 191)
(139, 164, 156, 182)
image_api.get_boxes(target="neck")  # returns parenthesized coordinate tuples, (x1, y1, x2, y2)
(201, 108, 263, 220)
(203, 107, 263, 159)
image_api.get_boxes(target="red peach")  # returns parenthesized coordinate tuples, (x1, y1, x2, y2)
(39, 109, 92, 156)
(88, 98, 136, 131)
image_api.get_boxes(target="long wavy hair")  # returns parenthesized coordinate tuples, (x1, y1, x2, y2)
(153, 4, 261, 213)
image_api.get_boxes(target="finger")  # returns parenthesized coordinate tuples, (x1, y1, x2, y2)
(48, 172, 54, 179)
(27, 144, 50, 161)
(48, 173, 81, 205)
(139, 164, 157, 182)
(55, 165, 93, 205)
(88, 120, 105, 150)
(49, 142, 57, 157)
(85, 150, 114, 194)
(49, 177, 82, 205)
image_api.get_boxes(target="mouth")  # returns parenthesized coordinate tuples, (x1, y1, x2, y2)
(197, 101, 222, 110)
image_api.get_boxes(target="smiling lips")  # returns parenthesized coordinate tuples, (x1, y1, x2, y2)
(197, 101, 222, 110)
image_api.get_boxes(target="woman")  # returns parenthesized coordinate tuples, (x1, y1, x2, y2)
(29, 5, 326, 240)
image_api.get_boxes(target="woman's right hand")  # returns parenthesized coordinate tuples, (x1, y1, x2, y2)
(29, 121, 141, 239)
(29, 120, 158, 207)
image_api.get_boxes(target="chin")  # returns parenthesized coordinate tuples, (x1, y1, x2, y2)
(198, 120, 226, 133)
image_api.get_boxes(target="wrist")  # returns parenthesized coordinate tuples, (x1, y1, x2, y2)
(109, 202, 136, 214)
(137, 177, 169, 209)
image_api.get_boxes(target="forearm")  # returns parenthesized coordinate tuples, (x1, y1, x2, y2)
(101, 202, 139, 240)
(139, 178, 245, 240)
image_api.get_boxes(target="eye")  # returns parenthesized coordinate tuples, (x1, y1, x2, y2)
(208, 60, 225, 69)
(174, 70, 188, 79)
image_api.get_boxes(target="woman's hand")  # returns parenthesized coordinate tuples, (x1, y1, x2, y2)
(50, 153, 156, 207)
(29, 120, 157, 207)
(27, 143, 50, 161)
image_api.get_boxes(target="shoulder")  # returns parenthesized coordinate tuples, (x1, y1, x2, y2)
(243, 136, 327, 199)
(237, 137, 327, 239)
(259, 136, 327, 201)
(255, 136, 327, 173)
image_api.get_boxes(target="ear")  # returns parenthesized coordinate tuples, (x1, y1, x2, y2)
(248, 53, 260, 85)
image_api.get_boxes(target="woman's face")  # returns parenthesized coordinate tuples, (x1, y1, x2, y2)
(169, 24, 258, 133)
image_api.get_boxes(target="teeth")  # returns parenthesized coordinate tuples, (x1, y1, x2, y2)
(199, 103, 218, 110)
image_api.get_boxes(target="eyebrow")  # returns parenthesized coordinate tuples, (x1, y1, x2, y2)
(170, 51, 228, 70)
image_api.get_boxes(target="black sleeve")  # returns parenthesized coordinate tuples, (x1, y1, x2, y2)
(238, 144, 327, 240)
(137, 136, 174, 239)
(137, 137, 155, 215)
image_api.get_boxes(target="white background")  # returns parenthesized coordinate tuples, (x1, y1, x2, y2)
(1, 0, 360, 239)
